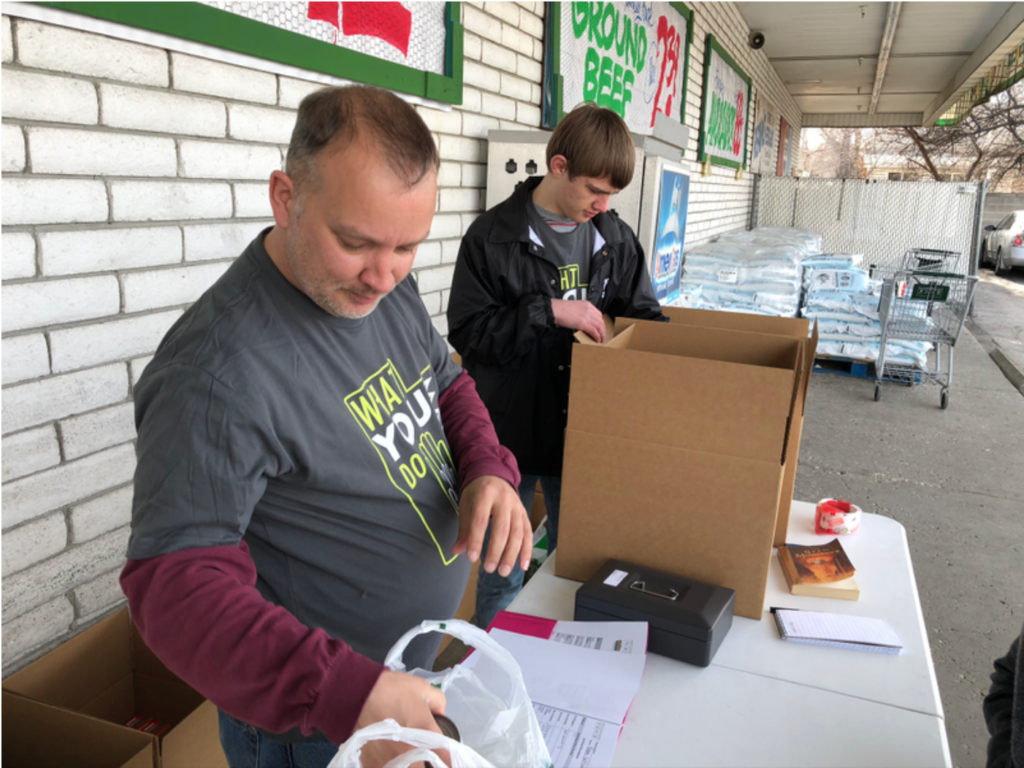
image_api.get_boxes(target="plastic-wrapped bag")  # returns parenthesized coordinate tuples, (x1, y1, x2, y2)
(385, 620, 551, 768)
(329, 719, 496, 768)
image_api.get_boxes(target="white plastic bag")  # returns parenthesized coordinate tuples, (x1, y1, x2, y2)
(329, 718, 495, 768)
(384, 620, 552, 768)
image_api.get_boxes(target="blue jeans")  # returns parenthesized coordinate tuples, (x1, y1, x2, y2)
(474, 474, 561, 630)
(218, 710, 338, 768)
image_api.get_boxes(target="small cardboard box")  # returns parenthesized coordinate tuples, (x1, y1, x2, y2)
(2, 608, 227, 768)
(628, 306, 817, 546)
(575, 559, 735, 666)
(3, 690, 157, 768)
(557, 317, 813, 619)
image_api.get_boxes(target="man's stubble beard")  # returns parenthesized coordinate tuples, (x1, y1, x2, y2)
(285, 222, 381, 320)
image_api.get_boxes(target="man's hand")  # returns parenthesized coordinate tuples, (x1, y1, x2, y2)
(551, 299, 606, 343)
(452, 475, 532, 577)
(352, 670, 449, 768)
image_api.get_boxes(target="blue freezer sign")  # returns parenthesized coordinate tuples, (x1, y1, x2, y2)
(652, 168, 688, 304)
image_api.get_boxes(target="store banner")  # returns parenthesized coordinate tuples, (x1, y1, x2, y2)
(777, 117, 794, 177)
(550, 2, 693, 134)
(699, 34, 751, 170)
(751, 93, 779, 175)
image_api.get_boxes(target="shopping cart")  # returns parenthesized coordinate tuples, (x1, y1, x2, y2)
(900, 247, 962, 273)
(874, 269, 978, 409)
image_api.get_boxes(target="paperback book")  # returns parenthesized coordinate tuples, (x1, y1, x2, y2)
(777, 538, 860, 601)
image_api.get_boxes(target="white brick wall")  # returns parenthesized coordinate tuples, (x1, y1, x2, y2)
(3, 363, 129, 436)
(227, 103, 295, 144)
(3, 122, 24, 172)
(41, 226, 182, 276)
(3, 513, 67, 577)
(29, 127, 177, 177)
(111, 180, 234, 221)
(3, 526, 132, 621)
(2, 70, 99, 124)
(101, 83, 227, 137)
(2, 443, 137, 530)
(17, 21, 168, 86)
(3, 177, 108, 225)
(69, 485, 133, 544)
(49, 309, 183, 373)
(3, 275, 121, 332)
(2, 14, 11, 62)
(180, 140, 282, 180)
(1, 333, 49, 385)
(3, 231, 36, 279)
(122, 263, 231, 313)
(61, 403, 136, 462)
(73, 568, 126, 620)
(1, 597, 75, 666)
(1, 2, 800, 671)
(236, 186, 275, 222)
(183, 221, 273, 262)
(2, 426, 60, 483)
(171, 52, 278, 104)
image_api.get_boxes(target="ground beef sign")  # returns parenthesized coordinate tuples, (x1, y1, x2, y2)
(543, 2, 693, 135)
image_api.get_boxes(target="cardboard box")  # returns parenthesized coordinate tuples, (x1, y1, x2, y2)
(3, 608, 227, 768)
(622, 307, 817, 545)
(3, 690, 157, 768)
(557, 317, 814, 620)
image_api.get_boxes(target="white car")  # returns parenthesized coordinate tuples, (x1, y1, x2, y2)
(982, 210, 1024, 274)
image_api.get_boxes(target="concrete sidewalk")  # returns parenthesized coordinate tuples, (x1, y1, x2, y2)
(794, 326, 1024, 768)
(967, 267, 1024, 396)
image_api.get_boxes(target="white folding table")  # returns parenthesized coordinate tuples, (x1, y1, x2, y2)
(506, 501, 951, 767)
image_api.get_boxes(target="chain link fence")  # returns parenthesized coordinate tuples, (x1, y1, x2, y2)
(752, 177, 986, 278)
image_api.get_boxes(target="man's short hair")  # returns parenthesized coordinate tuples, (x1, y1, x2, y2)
(286, 85, 440, 188)
(546, 103, 635, 189)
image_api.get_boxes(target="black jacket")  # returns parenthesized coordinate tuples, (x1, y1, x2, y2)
(985, 621, 1024, 768)
(447, 177, 665, 476)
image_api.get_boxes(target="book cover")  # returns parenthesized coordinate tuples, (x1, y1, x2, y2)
(777, 539, 860, 601)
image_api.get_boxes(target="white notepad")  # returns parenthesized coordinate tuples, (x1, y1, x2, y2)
(773, 609, 903, 654)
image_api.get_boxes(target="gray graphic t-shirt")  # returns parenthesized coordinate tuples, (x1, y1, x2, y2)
(527, 198, 595, 301)
(129, 231, 468, 672)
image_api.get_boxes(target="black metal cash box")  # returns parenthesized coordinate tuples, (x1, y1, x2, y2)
(574, 559, 735, 667)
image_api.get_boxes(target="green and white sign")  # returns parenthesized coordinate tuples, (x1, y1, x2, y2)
(699, 34, 752, 170)
(543, 2, 693, 135)
(36, 2, 464, 105)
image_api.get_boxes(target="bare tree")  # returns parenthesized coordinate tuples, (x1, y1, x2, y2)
(865, 81, 1024, 188)
(801, 128, 869, 179)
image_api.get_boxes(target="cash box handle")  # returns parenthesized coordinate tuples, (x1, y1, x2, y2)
(629, 580, 679, 601)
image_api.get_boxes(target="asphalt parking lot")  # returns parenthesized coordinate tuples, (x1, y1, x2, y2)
(796, 263, 1024, 767)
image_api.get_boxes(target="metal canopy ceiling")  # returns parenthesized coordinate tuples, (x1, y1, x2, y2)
(736, 1, 1024, 127)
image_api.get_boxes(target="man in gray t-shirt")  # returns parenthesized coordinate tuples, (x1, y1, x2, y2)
(526, 199, 595, 301)
(121, 86, 532, 768)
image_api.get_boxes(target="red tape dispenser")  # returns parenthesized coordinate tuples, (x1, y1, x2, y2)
(815, 498, 862, 535)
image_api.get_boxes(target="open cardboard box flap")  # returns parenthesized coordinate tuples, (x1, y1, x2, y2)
(3, 608, 224, 768)
(568, 322, 801, 463)
(3, 690, 157, 768)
